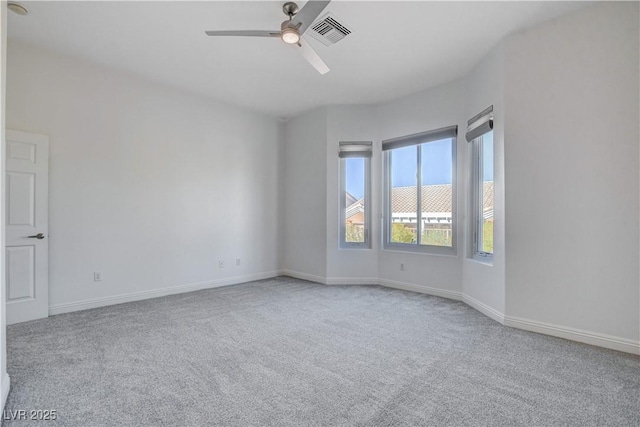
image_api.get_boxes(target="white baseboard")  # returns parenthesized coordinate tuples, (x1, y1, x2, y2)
(49, 270, 281, 316)
(281, 271, 638, 355)
(1, 373, 10, 410)
(378, 278, 462, 301)
(458, 295, 639, 355)
(279, 269, 328, 285)
(504, 315, 640, 355)
(325, 277, 378, 286)
(47, 268, 639, 355)
(281, 271, 462, 301)
(462, 294, 505, 323)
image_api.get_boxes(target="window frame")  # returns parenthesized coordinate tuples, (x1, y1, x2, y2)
(382, 128, 457, 256)
(339, 152, 371, 249)
(470, 132, 494, 261)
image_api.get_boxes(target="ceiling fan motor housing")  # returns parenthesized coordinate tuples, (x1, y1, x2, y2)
(282, 2, 299, 17)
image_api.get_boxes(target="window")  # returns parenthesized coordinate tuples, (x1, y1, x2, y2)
(382, 126, 457, 254)
(339, 141, 371, 248)
(467, 106, 494, 260)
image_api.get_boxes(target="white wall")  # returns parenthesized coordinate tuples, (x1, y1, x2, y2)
(281, 107, 328, 280)
(462, 43, 506, 318)
(0, 0, 10, 408)
(284, 83, 467, 298)
(6, 42, 281, 312)
(4, 2, 637, 364)
(280, 2, 639, 354)
(325, 105, 379, 284)
(285, 87, 467, 299)
(375, 80, 465, 298)
(503, 2, 639, 343)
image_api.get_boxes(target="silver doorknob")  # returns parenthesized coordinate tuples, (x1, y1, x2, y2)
(27, 233, 45, 240)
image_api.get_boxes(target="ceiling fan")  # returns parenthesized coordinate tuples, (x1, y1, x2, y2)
(205, 1, 331, 75)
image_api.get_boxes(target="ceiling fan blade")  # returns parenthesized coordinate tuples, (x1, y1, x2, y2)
(205, 30, 280, 37)
(298, 40, 330, 75)
(292, 0, 331, 35)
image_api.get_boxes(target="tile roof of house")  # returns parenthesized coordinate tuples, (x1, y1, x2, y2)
(390, 182, 494, 214)
(482, 182, 494, 218)
(345, 182, 494, 220)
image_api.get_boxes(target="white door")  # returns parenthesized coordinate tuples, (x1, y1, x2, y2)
(5, 130, 49, 324)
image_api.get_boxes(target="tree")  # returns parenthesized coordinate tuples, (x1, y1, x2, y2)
(482, 221, 494, 253)
(346, 223, 364, 242)
(421, 229, 452, 247)
(391, 223, 415, 243)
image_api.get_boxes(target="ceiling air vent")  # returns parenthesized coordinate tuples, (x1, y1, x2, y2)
(307, 13, 352, 46)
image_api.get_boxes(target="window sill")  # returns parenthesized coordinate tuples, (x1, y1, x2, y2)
(383, 244, 456, 257)
(339, 245, 373, 251)
(469, 255, 494, 266)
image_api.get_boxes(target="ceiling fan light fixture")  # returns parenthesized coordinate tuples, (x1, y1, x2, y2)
(281, 28, 300, 44)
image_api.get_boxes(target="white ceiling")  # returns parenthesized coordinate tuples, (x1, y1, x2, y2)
(7, 1, 587, 118)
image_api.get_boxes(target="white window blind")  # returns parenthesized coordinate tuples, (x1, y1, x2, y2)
(339, 141, 372, 158)
(382, 125, 457, 151)
(466, 105, 493, 142)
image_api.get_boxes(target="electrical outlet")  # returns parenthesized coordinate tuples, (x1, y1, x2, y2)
(94, 272, 102, 281)
(236, 258, 241, 266)
(218, 261, 224, 268)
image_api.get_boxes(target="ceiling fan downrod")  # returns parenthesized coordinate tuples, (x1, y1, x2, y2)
(282, 2, 299, 18)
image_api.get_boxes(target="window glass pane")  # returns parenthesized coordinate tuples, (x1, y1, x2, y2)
(345, 157, 365, 243)
(480, 132, 494, 253)
(420, 138, 453, 247)
(390, 146, 418, 244)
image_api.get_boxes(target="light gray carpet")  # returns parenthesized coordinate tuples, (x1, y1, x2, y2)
(4, 277, 639, 426)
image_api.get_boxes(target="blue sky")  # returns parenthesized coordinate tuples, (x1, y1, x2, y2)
(345, 134, 494, 200)
(482, 132, 494, 181)
(345, 157, 365, 199)
(392, 138, 452, 187)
